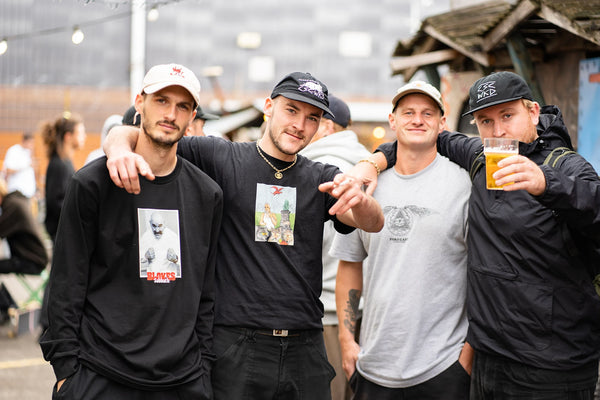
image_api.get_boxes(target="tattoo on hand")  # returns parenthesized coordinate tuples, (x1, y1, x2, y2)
(343, 289, 361, 335)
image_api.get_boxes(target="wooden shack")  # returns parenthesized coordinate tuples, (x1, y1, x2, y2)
(389, 0, 600, 145)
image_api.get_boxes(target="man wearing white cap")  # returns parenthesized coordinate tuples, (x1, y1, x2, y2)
(102, 71, 383, 400)
(331, 81, 472, 399)
(40, 63, 223, 399)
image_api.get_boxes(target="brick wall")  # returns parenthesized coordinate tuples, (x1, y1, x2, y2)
(0, 85, 131, 196)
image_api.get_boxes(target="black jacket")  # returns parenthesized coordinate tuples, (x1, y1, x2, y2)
(0, 191, 48, 268)
(379, 105, 600, 369)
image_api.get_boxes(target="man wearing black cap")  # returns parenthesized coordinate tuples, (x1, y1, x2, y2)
(359, 71, 600, 399)
(103, 71, 384, 400)
(185, 105, 219, 137)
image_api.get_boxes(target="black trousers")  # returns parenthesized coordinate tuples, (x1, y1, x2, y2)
(52, 364, 212, 400)
(350, 360, 470, 400)
(212, 326, 335, 400)
(470, 351, 598, 400)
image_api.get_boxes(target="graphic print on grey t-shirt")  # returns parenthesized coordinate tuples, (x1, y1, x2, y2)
(254, 183, 297, 245)
(384, 205, 434, 240)
(138, 208, 182, 282)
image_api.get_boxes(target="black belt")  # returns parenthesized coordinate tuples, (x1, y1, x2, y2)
(255, 329, 301, 337)
(215, 326, 321, 338)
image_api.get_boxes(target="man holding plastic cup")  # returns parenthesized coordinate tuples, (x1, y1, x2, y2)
(347, 71, 600, 399)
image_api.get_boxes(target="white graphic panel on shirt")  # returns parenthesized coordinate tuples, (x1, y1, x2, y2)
(255, 183, 296, 245)
(138, 208, 182, 283)
(384, 205, 434, 242)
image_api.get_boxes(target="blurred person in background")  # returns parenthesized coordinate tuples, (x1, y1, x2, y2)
(2, 131, 37, 201)
(39, 112, 86, 332)
(185, 105, 219, 137)
(0, 177, 48, 275)
(122, 105, 141, 127)
(41, 113, 86, 242)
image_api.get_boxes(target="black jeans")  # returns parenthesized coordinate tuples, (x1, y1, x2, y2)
(470, 351, 598, 400)
(52, 364, 212, 400)
(212, 326, 335, 400)
(349, 360, 470, 400)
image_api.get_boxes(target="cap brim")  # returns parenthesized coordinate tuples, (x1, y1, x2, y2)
(196, 113, 219, 120)
(276, 91, 333, 116)
(462, 96, 526, 117)
(143, 82, 199, 107)
(392, 89, 444, 114)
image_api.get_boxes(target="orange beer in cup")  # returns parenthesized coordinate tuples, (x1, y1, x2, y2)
(483, 138, 518, 190)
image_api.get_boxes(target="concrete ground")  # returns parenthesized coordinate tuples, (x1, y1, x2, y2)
(0, 274, 55, 400)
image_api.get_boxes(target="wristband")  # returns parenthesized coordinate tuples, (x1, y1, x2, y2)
(358, 159, 381, 176)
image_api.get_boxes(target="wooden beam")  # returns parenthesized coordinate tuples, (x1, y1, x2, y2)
(390, 49, 460, 73)
(537, 3, 600, 46)
(506, 32, 546, 106)
(482, 0, 539, 51)
(403, 36, 438, 80)
(423, 24, 490, 66)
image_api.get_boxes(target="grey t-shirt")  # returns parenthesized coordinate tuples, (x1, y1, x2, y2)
(330, 153, 471, 388)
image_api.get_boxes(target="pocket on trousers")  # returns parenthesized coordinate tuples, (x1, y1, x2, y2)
(307, 338, 336, 382)
(348, 370, 359, 392)
(213, 329, 245, 361)
(52, 367, 80, 399)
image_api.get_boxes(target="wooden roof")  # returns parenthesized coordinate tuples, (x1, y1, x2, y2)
(391, 0, 600, 80)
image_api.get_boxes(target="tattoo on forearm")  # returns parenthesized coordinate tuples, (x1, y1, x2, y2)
(343, 289, 361, 335)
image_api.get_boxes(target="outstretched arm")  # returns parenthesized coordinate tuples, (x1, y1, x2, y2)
(103, 125, 154, 194)
(342, 152, 388, 197)
(319, 173, 384, 233)
(335, 260, 363, 380)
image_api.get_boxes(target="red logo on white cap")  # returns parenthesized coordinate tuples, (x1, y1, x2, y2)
(171, 66, 184, 77)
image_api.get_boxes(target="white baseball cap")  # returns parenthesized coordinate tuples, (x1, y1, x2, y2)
(392, 80, 444, 115)
(141, 63, 201, 107)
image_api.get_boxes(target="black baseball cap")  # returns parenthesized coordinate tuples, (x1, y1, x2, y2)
(463, 71, 534, 116)
(122, 105, 141, 127)
(270, 72, 333, 116)
(194, 106, 219, 121)
(323, 95, 351, 128)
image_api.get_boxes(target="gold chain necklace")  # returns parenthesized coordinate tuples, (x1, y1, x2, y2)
(255, 141, 297, 179)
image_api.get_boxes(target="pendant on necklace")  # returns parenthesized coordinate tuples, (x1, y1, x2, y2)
(275, 172, 283, 179)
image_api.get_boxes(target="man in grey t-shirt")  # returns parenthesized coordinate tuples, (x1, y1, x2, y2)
(331, 81, 472, 399)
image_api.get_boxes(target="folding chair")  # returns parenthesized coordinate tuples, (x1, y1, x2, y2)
(14, 269, 49, 307)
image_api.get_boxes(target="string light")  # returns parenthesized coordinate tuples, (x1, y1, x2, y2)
(71, 26, 85, 44)
(372, 126, 386, 139)
(0, 1, 185, 51)
(147, 6, 159, 22)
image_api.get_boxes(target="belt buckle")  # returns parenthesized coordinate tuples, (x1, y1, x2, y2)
(272, 329, 288, 337)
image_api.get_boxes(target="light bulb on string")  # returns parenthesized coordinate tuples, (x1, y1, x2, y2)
(372, 126, 386, 139)
(0, 39, 7, 55)
(147, 6, 159, 22)
(71, 26, 84, 45)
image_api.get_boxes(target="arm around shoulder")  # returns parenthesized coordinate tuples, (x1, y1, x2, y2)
(103, 125, 153, 194)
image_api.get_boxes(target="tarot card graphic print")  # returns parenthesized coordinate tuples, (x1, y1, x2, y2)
(255, 183, 296, 245)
